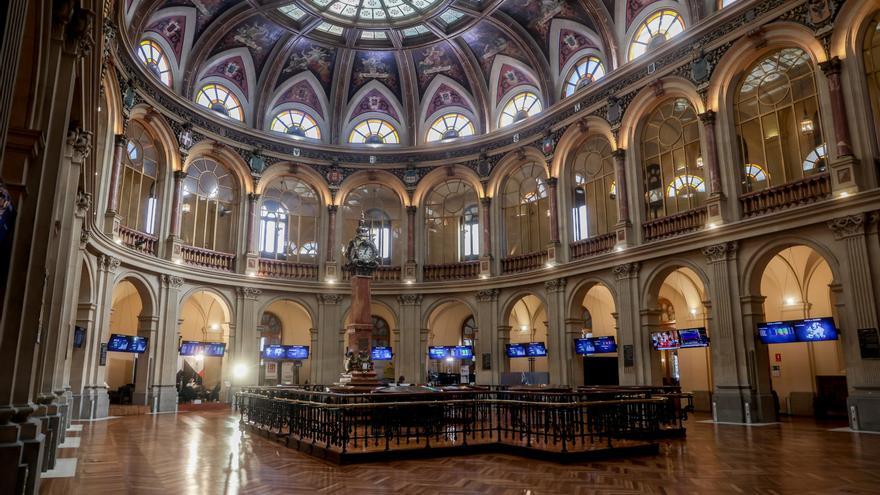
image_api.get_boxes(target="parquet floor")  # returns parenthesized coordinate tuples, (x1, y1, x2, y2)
(41, 410, 880, 494)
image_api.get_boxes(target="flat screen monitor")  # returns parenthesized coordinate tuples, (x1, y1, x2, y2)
(678, 328, 710, 348)
(575, 336, 618, 355)
(526, 342, 547, 357)
(107, 334, 148, 353)
(285, 345, 309, 360)
(451, 345, 473, 359)
(262, 345, 287, 360)
(371, 346, 393, 360)
(428, 346, 450, 360)
(179, 341, 201, 356)
(793, 317, 838, 342)
(757, 321, 797, 344)
(506, 343, 527, 358)
(180, 341, 226, 357)
(650, 331, 680, 350)
(73, 326, 86, 348)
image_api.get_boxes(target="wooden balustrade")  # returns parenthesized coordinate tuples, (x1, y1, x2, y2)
(569, 232, 616, 260)
(642, 207, 708, 242)
(117, 225, 157, 255)
(423, 261, 480, 281)
(342, 265, 401, 282)
(258, 259, 318, 280)
(740, 173, 831, 217)
(501, 251, 547, 274)
(180, 245, 235, 271)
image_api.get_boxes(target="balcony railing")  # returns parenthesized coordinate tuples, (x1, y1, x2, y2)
(258, 259, 318, 281)
(642, 207, 708, 242)
(501, 250, 548, 274)
(181, 245, 235, 272)
(117, 225, 157, 255)
(569, 232, 616, 260)
(740, 173, 831, 217)
(423, 261, 480, 281)
(343, 265, 401, 282)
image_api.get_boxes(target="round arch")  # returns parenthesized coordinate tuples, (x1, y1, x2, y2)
(183, 141, 254, 195)
(566, 276, 619, 321)
(256, 162, 333, 206)
(486, 146, 548, 200)
(335, 169, 410, 207)
(618, 75, 705, 150)
(421, 296, 479, 330)
(256, 294, 318, 327)
(177, 286, 236, 323)
(741, 236, 842, 297)
(499, 289, 549, 325)
(412, 166, 485, 208)
(111, 271, 158, 317)
(550, 115, 617, 178)
(640, 258, 711, 309)
(129, 106, 183, 173)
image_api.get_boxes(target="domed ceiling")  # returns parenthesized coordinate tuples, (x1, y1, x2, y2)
(124, 0, 692, 146)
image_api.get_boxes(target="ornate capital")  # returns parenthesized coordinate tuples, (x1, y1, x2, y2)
(480, 196, 491, 207)
(613, 262, 640, 280)
(327, 204, 338, 214)
(55, 4, 95, 58)
(75, 190, 92, 218)
(173, 170, 187, 181)
(160, 274, 184, 289)
(247, 192, 260, 204)
(611, 148, 626, 161)
(544, 278, 566, 293)
(819, 56, 842, 77)
(702, 241, 738, 263)
(99, 255, 120, 273)
(398, 294, 423, 305)
(113, 134, 128, 147)
(79, 228, 91, 247)
(828, 214, 865, 239)
(406, 205, 418, 215)
(476, 288, 499, 302)
(318, 293, 344, 304)
(698, 110, 716, 125)
(237, 287, 262, 300)
(66, 127, 93, 164)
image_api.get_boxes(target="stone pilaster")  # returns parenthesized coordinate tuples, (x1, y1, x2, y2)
(153, 275, 183, 412)
(475, 289, 500, 384)
(740, 294, 777, 422)
(613, 263, 640, 385)
(397, 294, 424, 383)
(315, 294, 344, 385)
(544, 278, 566, 384)
(232, 287, 262, 395)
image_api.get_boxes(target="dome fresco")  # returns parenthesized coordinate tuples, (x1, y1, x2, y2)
(127, 0, 697, 146)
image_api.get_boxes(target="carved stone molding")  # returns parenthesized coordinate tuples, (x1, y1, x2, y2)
(476, 288, 499, 302)
(613, 262, 640, 280)
(544, 278, 567, 293)
(75, 190, 92, 218)
(66, 127, 93, 164)
(318, 293, 344, 304)
(398, 294, 423, 305)
(828, 214, 866, 239)
(79, 228, 91, 247)
(237, 287, 262, 300)
(160, 274, 184, 289)
(99, 255, 120, 273)
(702, 241, 739, 263)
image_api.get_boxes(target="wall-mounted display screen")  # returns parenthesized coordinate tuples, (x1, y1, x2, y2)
(757, 321, 800, 344)
(650, 331, 680, 350)
(678, 328, 710, 348)
(371, 346, 393, 360)
(179, 341, 226, 357)
(107, 334, 148, 353)
(793, 317, 838, 342)
(262, 345, 309, 360)
(575, 336, 618, 355)
(428, 346, 450, 360)
(526, 342, 547, 357)
(506, 343, 527, 358)
(451, 345, 473, 359)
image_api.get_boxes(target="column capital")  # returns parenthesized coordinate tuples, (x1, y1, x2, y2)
(406, 205, 418, 214)
(160, 274, 184, 289)
(173, 169, 187, 181)
(99, 255, 121, 273)
(611, 148, 626, 159)
(480, 196, 491, 207)
(476, 288, 499, 302)
(545, 176, 558, 187)
(818, 56, 842, 76)
(702, 241, 738, 263)
(397, 294, 423, 306)
(67, 127, 93, 164)
(75, 191, 92, 218)
(613, 262, 640, 280)
(544, 277, 566, 293)
(318, 293, 344, 304)
(827, 213, 866, 239)
(247, 192, 260, 203)
(236, 287, 262, 300)
(327, 204, 338, 213)
(113, 133, 127, 147)
(698, 110, 716, 125)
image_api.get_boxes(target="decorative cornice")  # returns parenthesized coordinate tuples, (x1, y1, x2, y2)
(613, 262, 640, 280)
(475, 288, 499, 302)
(160, 274, 184, 289)
(237, 287, 262, 300)
(702, 241, 738, 263)
(828, 214, 866, 240)
(544, 278, 566, 293)
(397, 294, 423, 305)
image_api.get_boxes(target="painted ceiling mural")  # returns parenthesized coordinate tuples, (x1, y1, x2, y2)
(129, 0, 695, 144)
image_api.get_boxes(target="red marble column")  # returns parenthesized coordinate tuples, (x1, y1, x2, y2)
(480, 197, 492, 257)
(819, 57, 854, 157)
(698, 111, 723, 195)
(106, 134, 127, 213)
(246, 193, 260, 253)
(406, 205, 417, 262)
(326, 205, 337, 262)
(168, 170, 187, 237)
(612, 148, 630, 224)
(546, 177, 560, 243)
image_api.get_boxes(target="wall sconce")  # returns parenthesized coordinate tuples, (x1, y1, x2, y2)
(181, 203, 191, 213)
(696, 156, 704, 168)
(800, 114, 814, 135)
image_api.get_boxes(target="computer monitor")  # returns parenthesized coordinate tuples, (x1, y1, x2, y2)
(678, 328, 709, 348)
(650, 331, 680, 350)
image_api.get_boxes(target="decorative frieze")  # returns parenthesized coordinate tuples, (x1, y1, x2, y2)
(702, 241, 738, 264)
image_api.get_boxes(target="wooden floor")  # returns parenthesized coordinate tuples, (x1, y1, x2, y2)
(42, 410, 880, 494)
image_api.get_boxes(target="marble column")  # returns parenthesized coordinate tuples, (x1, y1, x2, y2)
(85, 255, 120, 419)
(819, 57, 859, 194)
(564, 318, 586, 387)
(232, 287, 262, 396)
(479, 197, 492, 277)
(166, 170, 186, 261)
(740, 294, 777, 422)
(613, 263, 641, 385)
(404, 205, 418, 281)
(611, 149, 632, 247)
(133, 315, 160, 406)
(243, 193, 260, 275)
(325, 205, 338, 281)
(545, 178, 560, 263)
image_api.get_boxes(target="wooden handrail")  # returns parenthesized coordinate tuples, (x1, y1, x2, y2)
(117, 225, 158, 255)
(181, 245, 235, 271)
(740, 173, 831, 217)
(501, 251, 548, 274)
(258, 258, 318, 280)
(642, 206, 707, 241)
(423, 261, 480, 281)
(569, 232, 616, 260)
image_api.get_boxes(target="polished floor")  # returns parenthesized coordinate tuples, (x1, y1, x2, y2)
(41, 409, 880, 494)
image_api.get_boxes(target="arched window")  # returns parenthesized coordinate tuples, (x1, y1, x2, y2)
(743, 164, 769, 184)
(424, 179, 479, 264)
(137, 39, 172, 86)
(426, 113, 475, 142)
(499, 92, 542, 128)
(642, 97, 706, 219)
(863, 12, 880, 146)
(502, 162, 550, 256)
(628, 10, 685, 61)
(341, 184, 402, 266)
(371, 316, 390, 347)
(181, 158, 238, 252)
(564, 56, 606, 97)
(259, 311, 283, 346)
(734, 48, 825, 192)
(259, 178, 320, 263)
(461, 316, 476, 346)
(119, 122, 160, 234)
(195, 84, 243, 122)
(570, 135, 617, 241)
(270, 110, 321, 140)
(348, 119, 400, 144)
